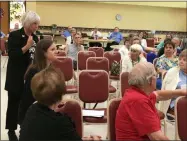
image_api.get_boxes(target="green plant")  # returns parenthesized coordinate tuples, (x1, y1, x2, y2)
(10, 2, 22, 21)
(51, 24, 57, 29)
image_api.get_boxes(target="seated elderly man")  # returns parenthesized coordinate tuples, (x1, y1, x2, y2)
(89, 27, 102, 47)
(118, 38, 131, 59)
(180, 38, 187, 51)
(116, 62, 187, 140)
(172, 37, 181, 56)
(105, 27, 123, 51)
(65, 32, 84, 70)
(66, 28, 77, 45)
(132, 36, 157, 53)
(122, 44, 146, 72)
(62, 26, 72, 38)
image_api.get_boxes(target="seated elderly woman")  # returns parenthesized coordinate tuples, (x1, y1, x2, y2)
(122, 44, 147, 72)
(115, 62, 187, 140)
(19, 66, 101, 141)
(155, 41, 178, 90)
(162, 49, 187, 118)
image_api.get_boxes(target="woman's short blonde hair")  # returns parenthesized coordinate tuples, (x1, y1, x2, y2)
(130, 44, 143, 53)
(31, 66, 66, 106)
(21, 11, 40, 28)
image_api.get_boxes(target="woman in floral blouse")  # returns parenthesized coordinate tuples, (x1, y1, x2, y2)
(155, 41, 178, 89)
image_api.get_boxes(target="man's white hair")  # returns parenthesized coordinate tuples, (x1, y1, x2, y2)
(130, 44, 143, 53)
(21, 11, 40, 28)
(128, 62, 156, 87)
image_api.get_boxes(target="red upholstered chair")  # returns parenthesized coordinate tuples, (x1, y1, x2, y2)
(175, 96, 187, 140)
(56, 100, 83, 138)
(146, 38, 155, 48)
(153, 58, 158, 67)
(0, 39, 8, 68)
(107, 98, 121, 141)
(88, 47, 104, 57)
(79, 70, 109, 123)
(86, 57, 116, 93)
(120, 72, 130, 97)
(113, 48, 119, 52)
(143, 52, 147, 58)
(104, 51, 121, 92)
(86, 57, 109, 73)
(77, 51, 96, 71)
(43, 35, 53, 40)
(104, 51, 121, 80)
(53, 57, 77, 94)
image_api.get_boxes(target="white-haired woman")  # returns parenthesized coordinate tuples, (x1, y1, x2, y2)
(161, 49, 187, 119)
(5, 11, 40, 141)
(122, 44, 147, 72)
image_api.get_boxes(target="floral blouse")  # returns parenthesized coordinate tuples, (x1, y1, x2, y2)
(155, 54, 178, 71)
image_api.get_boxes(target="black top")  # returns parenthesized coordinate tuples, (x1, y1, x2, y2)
(18, 67, 38, 125)
(19, 102, 82, 141)
(5, 28, 38, 92)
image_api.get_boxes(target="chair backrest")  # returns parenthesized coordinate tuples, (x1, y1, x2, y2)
(104, 51, 121, 69)
(153, 58, 158, 69)
(175, 96, 187, 140)
(56, 100, 83, 138)
(142, 52, 147, 58)
(52, 57, 73, 81)
(78, 51, 96, 70)
(43, 35, 53, 40)
(86, 57, 109, 73)
(79, 70, 109, 103)
(88, 47, 104, 57)
(120, 72, 130, 97)
(107, 98, 121, 141)
(146, 38, 155, 47)
(113, 48, 119, 52)
(0, 39, 6, 53)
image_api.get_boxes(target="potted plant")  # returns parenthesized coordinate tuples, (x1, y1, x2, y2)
(51, 24, 57, 33)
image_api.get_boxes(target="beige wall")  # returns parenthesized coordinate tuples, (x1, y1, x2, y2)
(26, 2, 187, 32)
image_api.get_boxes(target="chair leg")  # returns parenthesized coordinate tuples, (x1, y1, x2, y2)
(3, 57, 8, 68)
(163, 120, 167, 136)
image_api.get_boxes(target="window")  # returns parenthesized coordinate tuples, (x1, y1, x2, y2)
(9, 1, 25, 29)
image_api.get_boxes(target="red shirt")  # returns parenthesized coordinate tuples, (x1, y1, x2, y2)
(115, 86, 161, 141)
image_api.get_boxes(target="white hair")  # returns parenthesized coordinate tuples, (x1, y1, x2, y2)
(130, 44, 143, 53)
(21, 11, 40, 28)
(128, 62, 156, 87)
(172, 37, 180, 41)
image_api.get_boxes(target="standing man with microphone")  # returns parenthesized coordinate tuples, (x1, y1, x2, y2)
(4, 11, 40, 141)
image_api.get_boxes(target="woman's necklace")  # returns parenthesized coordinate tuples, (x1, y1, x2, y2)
(132, 57, 140, 67)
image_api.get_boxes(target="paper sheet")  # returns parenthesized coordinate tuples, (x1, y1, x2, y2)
(82, 110, 104, 117)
